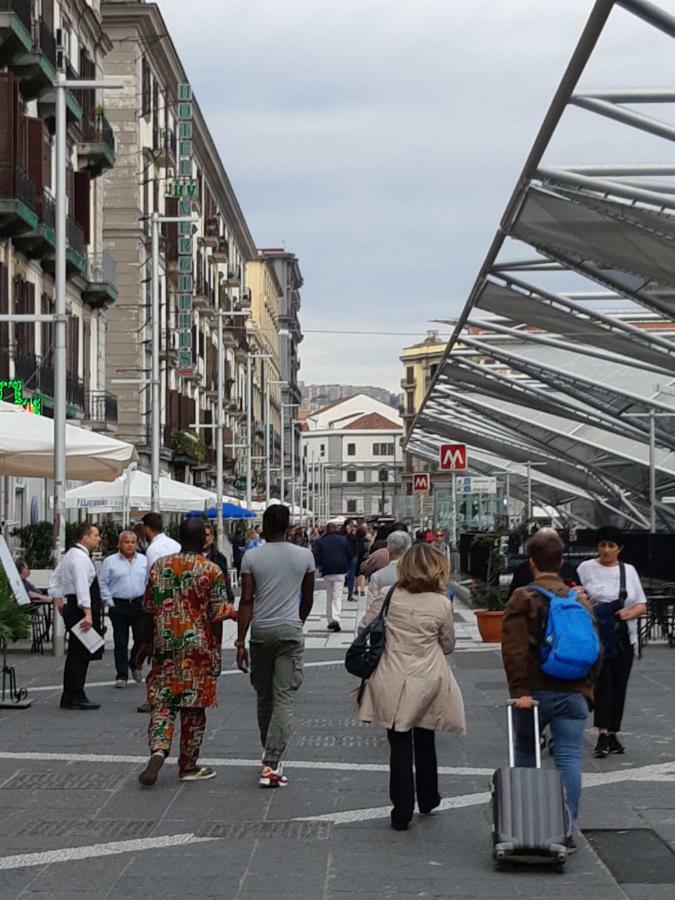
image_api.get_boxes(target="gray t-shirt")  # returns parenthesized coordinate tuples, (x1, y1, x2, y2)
(241, 542, 315, 629)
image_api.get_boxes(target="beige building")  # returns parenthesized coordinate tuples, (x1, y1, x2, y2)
(246, 254, 283, 497)
(0, 0, 117, 525)
(101, 0, 257, 489)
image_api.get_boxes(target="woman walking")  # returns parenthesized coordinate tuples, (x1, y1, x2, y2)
(358, 544, 466, 831)
(578, 526, 647, 758)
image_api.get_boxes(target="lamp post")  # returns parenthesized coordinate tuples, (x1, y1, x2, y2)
(290, 416, 301, 518)
(245, 352, 272, 510)
(266, 380, 288, 504)
(280, 400, 297, 507)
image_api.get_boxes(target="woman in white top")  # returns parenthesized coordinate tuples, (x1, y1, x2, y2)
(577, 526, 647, 759)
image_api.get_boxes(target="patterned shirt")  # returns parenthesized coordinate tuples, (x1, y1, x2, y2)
(144, 553, 232, 708)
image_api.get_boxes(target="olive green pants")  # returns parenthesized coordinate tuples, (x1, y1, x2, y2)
(250, 624, 305, 766)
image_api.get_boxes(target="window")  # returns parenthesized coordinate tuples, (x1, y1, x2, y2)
(373, 442, 394, 456)
(406, 391, 415, 415)
(346, 470, 356, 483)
(141, 61, 151, 119)
(320, 443, 325, 457)
(347, 443, 356, 456)
(406, 365, 414, 385)
(373, 443, 380, 456)
(346, 499, 357, 513)
(387, 443, 394, 455)
(303, 445, 307, 458)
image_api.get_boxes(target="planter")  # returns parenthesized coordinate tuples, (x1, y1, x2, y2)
(474, 609, 504, 643)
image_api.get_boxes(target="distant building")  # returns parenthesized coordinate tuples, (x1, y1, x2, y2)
(301, 383, 400, 413)
(300, 395, 403, 519)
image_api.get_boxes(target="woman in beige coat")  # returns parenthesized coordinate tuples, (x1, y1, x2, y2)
(359, 544, 466, 831)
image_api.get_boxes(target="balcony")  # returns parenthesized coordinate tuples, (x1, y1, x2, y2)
(77, 113, 115, 178)
(212, 238, 229, 264)
(0, 165, 37, 237)
(225, 264, 241, 287)
(201, 216, 220, 249)
(82, 253, 118, 309)
(11, 16, 56, 100)
(0, 1, 33, 69)
(38, 58, 84, 131)
(14, 352, 84, 413)
(67, 218, 86, 274)
(82, 390, 118, 433)
(14, 188, 55, 260)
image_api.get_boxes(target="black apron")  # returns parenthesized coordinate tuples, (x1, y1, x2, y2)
(72, 547, 105, 661)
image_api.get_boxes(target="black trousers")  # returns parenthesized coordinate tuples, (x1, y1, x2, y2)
(387, 727, 440, 826)
(594, 643, 634, 733)
(108, 598, 145, 680)
(62, 599, 90, 703)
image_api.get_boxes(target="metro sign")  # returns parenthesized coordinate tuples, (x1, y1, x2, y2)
(439, 443, 467, 471)
(412, 473, 430, 494)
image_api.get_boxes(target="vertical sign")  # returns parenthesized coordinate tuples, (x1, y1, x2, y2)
(175, 82, 194, 375)
(439, 443, 467, 470)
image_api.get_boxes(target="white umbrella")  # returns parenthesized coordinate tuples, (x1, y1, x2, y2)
(64, 469, 217, 514)
(0, 401, 136, 480)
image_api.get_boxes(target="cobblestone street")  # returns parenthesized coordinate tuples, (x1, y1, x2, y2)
(0, 593, 674, 898)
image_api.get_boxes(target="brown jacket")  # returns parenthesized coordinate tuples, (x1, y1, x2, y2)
(358, 588, 466, 734)
(501, 574, 600, 703)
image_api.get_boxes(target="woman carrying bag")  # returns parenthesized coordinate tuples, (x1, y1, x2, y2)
(356, 543, 466, 831)
(578, 526, 647, 758)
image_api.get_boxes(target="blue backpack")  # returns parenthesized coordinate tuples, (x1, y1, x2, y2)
(530, 586, 600, 681)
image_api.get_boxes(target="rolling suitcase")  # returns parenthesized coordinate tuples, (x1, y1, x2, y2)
(491, 700, 569, 869)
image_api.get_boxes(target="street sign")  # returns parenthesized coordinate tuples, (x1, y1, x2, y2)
(456, 476, 497, 494)
(412, 473, 430, 493)
(439, 443, 467, 470)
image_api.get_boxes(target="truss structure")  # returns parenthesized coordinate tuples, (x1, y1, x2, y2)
(406, 0, 675, 531)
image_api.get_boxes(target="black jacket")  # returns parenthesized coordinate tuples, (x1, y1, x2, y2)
(206, 548, 235, 603)
(508, 559, 579, 599)
(314, 532, 353, 576)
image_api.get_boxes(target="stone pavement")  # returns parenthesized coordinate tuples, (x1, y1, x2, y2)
(0, 588, 674, 898)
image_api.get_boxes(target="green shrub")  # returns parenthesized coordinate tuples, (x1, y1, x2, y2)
(11, 522, 54, 569)
(0, 574, 30, 643)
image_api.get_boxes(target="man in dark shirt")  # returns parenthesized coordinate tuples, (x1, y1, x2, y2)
(507, 528, 578, 598)
(204, 524, 235, 605)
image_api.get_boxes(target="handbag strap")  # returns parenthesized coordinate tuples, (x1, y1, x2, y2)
(380, 584, 396, 620)
(618, 562, 627, 607)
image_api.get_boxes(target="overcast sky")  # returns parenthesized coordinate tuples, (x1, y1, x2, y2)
(159, 0, 675, 391)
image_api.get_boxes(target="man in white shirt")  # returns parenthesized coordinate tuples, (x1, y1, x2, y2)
(49, 523, 102, 710)
(359, 531, 411, 633)
(142, 513, 181, 576)
(98, 531, 148, 688)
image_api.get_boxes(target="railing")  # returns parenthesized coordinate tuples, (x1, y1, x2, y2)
(35, 18, 56, 69)
(0, 0, 32, 33)
(87, 252, 117, 288)
(85, 390, 118, 423)
(83, 113, 115, 154)
(41, 188, 55, 229)
(14, 353, 84, 409)
(14, 165, 36, 211)
(66, 370, 84, 409)
(160, 127, 176, 159)
(67, 218, 85, 258)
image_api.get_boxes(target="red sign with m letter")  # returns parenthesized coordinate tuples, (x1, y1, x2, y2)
(439, 444, 467, 471)
(412, 473, 430, 493)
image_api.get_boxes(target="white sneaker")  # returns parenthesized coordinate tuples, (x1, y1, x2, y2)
(115, 678, 126, 689)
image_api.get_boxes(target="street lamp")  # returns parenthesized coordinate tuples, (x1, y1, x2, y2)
(245, 352, 271, 510)
(266, 379, 288, 504)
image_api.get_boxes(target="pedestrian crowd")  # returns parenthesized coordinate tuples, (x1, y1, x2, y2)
(45, 508, 649, 856)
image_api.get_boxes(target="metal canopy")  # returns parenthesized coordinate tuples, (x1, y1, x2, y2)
(407, 0, 675, 531)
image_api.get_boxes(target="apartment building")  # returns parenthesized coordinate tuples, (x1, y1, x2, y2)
(101, 0, 256, 489)
(246, 253, 283, 497)
(301, 394, 403, 519)
(260, 248, 303, 501)
(0, 0, 118, 525)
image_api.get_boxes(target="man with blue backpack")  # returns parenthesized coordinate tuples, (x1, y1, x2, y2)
(502, 529, 601, 849)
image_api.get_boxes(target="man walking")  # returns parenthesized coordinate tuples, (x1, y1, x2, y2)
(313, 519, 352, 632)
(203, 523, 235, 606)
(237, 504, 315, 788)
(136, 518, 234, 787)
(502, 529, 600, 847)
(98, 531, 148, 689)
(142, 512, 181, 573)
(49, 523, 102, 711)
(359, 530, 411, 632)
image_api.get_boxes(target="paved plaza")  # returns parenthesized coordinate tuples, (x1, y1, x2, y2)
(0, 590, 674, 899)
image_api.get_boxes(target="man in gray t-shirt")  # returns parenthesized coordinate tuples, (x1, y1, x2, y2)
(237, 505, 315, 788)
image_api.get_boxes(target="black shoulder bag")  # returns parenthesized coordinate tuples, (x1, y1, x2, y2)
(594, 562, 630, 659)
(345, 585, 395, 681)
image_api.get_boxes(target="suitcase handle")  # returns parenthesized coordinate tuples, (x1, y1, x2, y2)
(506, 700, 541, 769)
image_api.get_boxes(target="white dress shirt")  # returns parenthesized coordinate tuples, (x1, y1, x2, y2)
(98, 552, 148, 606)
(48, 544, 96, 609)
(145, 532, 181, 579)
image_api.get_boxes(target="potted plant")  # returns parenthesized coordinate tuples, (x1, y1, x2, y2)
(11, 522, 55, 569)
(171, 429, 206, 465)
(0, 574, 30, 646)
(471, 533, 508, 643)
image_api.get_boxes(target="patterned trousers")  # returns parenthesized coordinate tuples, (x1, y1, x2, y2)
(149, 704, 206, 775)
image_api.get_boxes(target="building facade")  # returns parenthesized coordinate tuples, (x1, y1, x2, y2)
(0, 0, 117, 527)
(260, 248, 303, 502)
(301, 395, 402, 520)
(245, 254, 282, 498)
(101, 0, 257, 490)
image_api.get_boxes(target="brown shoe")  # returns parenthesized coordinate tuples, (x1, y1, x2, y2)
(138, 752, 165, 787)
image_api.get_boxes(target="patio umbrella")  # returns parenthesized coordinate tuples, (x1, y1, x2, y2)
(64, 469, 217, 514)
(186, 502, 255, 520)
(0, 401, 136, 480)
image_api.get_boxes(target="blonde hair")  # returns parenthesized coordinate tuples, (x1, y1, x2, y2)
(245, 529, 256, 541)
(397, 543, 450, 594)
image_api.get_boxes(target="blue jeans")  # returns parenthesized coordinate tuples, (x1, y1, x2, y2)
(345, 557, 357, 598)
(514, 691, 588, 825)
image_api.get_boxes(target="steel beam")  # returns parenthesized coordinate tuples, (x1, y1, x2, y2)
(570, 95, 675, 141)
(537, 166, 675, 207)
(617, 0, 675, 39)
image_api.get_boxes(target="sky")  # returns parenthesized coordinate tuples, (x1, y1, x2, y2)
(158, 0, 675, 391)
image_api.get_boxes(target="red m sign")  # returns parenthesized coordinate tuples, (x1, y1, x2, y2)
(439, 443, 467, 471)
(412, 473, 430, 493)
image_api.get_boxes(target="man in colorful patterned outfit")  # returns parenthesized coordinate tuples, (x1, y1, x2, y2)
(136, 518, 235, 787)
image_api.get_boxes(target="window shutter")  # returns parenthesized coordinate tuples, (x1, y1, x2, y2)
(42, 0, 54, 31)
(0, 264, 8, 376)
(0, 74, 18, 198)
(26, 117, 44, 199)
(82, 317, 91, 393)
(73, 171, 91, 244)
(68, 316, 79, 378)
